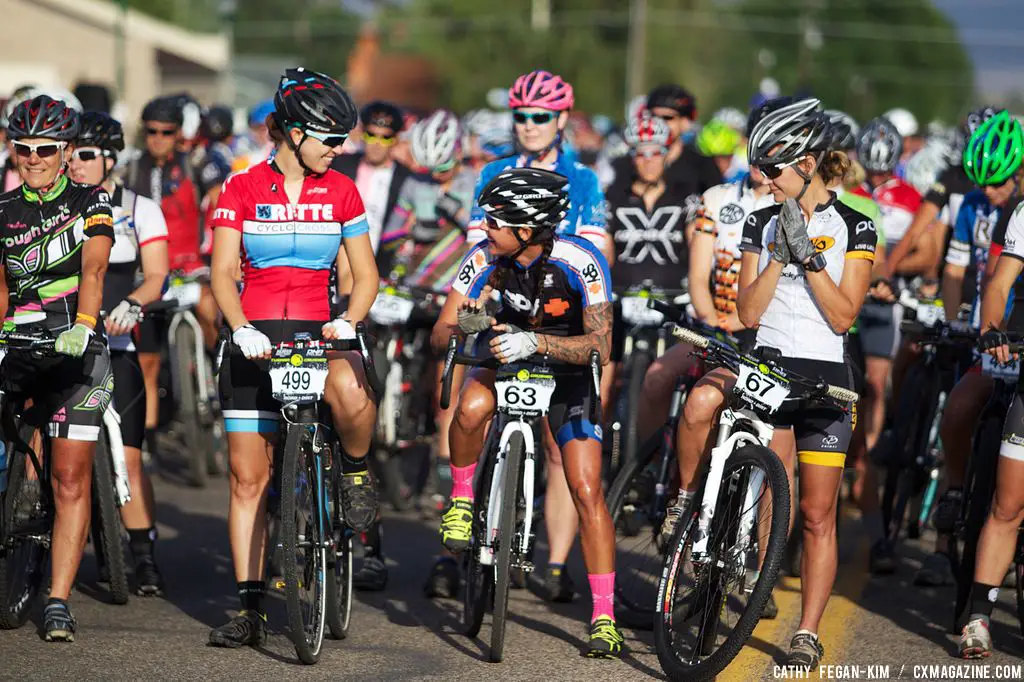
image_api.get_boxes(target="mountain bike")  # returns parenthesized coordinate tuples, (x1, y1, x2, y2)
(243, 323, 381, 664)
(438, 334, 602, 663)
(654, 324, 857, 681)
(90, 404, 133, 605)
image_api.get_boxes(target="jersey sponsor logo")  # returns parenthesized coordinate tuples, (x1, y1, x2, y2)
(3, 205, 73, 248)
(544, 298, 571, 317)
(242, 221, 341, 235)
(811, 236, 836, 253)
(457, 249, 487, 286)
(254, 203, 335, 222)
(613, 206, 684, 265)
(719, 203, 746, 224)
(214, 207, 236, 221)
(856, 220, 876, 234)
(307, 186, 328, 195)
(503, 289, 540, 316)
(930, 182, 945, 194)
(85, 214, 113, 229)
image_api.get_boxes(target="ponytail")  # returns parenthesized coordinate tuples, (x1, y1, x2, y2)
(818, 150, 852, 185)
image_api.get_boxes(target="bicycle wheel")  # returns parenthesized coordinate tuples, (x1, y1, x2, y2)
(91, 428, 129, 605)
(463, 442, 496, 639)
(881, 363, 933, 538)
(279, 423, 327, 664)
(605, 441, 662, 628)
(174, 322, 206, 488)
(654, 443, 790, 681)
(621, 350, 652, 475)
(326, 455, 353, 640)
(1015, 531, 1024, 639)
(0, 436, 49, 629)
(490, 430, 524, 663)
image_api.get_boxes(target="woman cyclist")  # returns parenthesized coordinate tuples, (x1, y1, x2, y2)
(0, 95, 115, 641)
(432, 167, 623, 657)
(207, 68, 379, 647)
(68, 112, 171, 596)
(676, 98, 876, 669)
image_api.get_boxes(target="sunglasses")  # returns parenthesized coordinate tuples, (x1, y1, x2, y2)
(631, 147, 667, 159)
(431, 158, 458, 174)
(363, 132, 397, 146)
(484, 215, 522, 229)
(13, 141, 66, 159)
(304, 128, 348, 148)
(72, 148, 105, 162)
(146, 127, 177, 137)
(513, 111, 555, 125)
(757, 157, 803, 179)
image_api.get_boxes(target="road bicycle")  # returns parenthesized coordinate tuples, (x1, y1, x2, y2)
(438, 334, 601, 662)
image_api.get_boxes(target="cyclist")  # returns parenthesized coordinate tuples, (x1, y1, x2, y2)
(696, 119, 742, 182)
(677, 98, 876, 669)
(206, 68, 379, 648)
(917, 112, 1024, 589)
(193, 105, 236, 258)
(432, 167, 623, 657)
(0, 95, 115, 641)
(68, 112, 171, 596)
(124, 95, 219, 460)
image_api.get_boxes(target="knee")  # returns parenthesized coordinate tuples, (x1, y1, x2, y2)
(682, 384, 723, 427)
(990, 493, 1024, 525)
(568, 476, 604, 519)
(453, 391, 493, 434)
(642, 360, 674, 399)
(799, 499, 837, 539)
(51, 460, 91, 503)
(327, 368, 372, 420)
(230, 467, 270, 502)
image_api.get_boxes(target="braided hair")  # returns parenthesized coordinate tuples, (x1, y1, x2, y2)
(485, 234, 556, 328)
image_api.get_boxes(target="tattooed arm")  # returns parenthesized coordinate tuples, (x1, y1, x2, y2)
(536, 302, 613, 365)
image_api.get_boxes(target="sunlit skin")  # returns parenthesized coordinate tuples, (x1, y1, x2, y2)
(513, 106, 568, 157)
(650, 105, 693, 166)
(13, 136, 70, 189)
(143, 121, 179, 164)
(363, 123, 397, 167)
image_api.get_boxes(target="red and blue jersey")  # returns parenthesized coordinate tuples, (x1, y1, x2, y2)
(210, 160, 369, 321)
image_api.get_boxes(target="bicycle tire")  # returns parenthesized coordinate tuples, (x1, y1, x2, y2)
(0, 436, 48, 629)
(326, 534, 353, 639)
(954, 411, 1001, 633)
(1015, 532, 1024, 639)
(490, 430, 525, 663)
(280, 424, 327, 664)
(880, 362, 931, 537)
(654, 443, 790, 681)
(622, 350, 653, 475)
(463, 439, 497, 639)
(174, 323, 206, 488)
(91, 428, 129, 605)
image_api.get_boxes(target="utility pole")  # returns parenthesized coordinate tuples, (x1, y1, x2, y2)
(115, 0, 127, 98)
(626, 0, 647, 103)
(532, 0, 550, 31)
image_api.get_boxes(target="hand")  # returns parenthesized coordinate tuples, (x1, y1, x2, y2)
(771, 216, 791, 265)
(489, 324, 539, 364)
(457, 285, 496, 334)
(717, 311, 745, 333)
(869, 278, 896, 303)
(232, 324, 273, 360)
(980, 327, 1014, 365)
(106, 297, 143, 336)
(55, 324, 94, 358)
(780, 198, 817, 264)
(322, 317, 356, 340)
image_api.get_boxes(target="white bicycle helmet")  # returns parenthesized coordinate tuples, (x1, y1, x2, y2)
(411, 109, 462, 170)
(883, 107, 919, 138)
(711, 107, 747, 135)
(903, 141, 950, 194)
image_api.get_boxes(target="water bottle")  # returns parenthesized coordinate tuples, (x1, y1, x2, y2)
(0, 441, 8, 495)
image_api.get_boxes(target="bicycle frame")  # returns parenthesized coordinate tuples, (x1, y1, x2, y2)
(167, 308, 212, 405)
(101, 406, 132, 506)
(480, 414, 538, 568)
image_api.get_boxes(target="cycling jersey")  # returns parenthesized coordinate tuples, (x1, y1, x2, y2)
(693, 178, 775, 315)
(991, 198, 1024, 330)
(0, 176, 115, 333)
(925, 164, 974, 228)
(210, 159, 369, 322)
(104, 187, 169, 352)
(740, 194, 878, 363)
(194, 142, 233, 256)
(607, 145, 721, 217)
(837, 190, 886, 250)
(467, 152, 607, 248)
(946, 190, 1002, 328)
(452, 235, 611, 338)
(853, 177, 921, 251)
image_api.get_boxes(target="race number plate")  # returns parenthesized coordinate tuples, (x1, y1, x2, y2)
(162, 281, 201, 307)
(915, 302, 944, 327)
(369, 287, 415, 326)
(736, 361, 791, 413)
(495, 368, 557, 417)
(981, 354, 1020, 382)
(269, 348, 329, 403)
(620, 295, 664, 326)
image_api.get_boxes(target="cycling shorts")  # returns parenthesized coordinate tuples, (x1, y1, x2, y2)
(999, 391, 1024, 462)
(770, 356, 856, 468)
(846, 331, 867, 399)
(110, 350, 145, 449)
(135, 315, 165, 354)
(1, 347, 113, 442)
(219, 320, 327, 434)
(857, 301, 902, 359)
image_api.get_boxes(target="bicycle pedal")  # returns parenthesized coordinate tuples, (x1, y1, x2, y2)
(513, 560, 534, 573)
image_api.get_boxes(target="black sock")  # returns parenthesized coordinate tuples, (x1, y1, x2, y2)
(340, 450, 369, 475)
(127, 527, 156, 561)
(238, 580, 266, 614)
(144, 427, 157, 453)
(360, 521, 384, 560)
(969, 582, 999, 622)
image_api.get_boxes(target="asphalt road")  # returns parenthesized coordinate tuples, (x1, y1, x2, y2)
(1, 460, 1023, 681)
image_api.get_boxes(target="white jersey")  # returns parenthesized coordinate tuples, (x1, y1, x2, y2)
(693, 178, 775, 315)
(740, 195, 878, 362)
(1001, 201, 1024, 262)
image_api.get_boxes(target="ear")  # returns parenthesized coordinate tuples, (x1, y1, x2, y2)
(515, 225, 534, 243)
(798, 153, 817, 177)
(557, 111, 570, 130)
(289, 126, 305, 146)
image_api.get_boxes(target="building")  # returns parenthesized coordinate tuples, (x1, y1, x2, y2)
(1, 0, 229, 122)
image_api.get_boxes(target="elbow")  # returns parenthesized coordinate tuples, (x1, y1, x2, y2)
(829, 309, 858, 335)
(736, 303, 759, 329)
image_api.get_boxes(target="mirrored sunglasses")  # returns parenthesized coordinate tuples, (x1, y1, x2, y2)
(13, 141, 67, 158)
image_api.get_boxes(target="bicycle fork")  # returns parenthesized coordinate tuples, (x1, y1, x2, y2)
(102, 407, 132, 506)
(482, 420, 536, 570)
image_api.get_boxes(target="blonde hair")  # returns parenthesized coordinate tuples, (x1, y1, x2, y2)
(818, 150, 852, 185)
(842, 158, 866, 190)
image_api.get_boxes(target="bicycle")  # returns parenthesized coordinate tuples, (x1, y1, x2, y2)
(234, 323, 382, 664)
(149, 271, 225, 488)
(89, 403, 134, 605)
(0, 329, 107, 627)
(438, 334, 602, 663)
(654, 324, 857, 681)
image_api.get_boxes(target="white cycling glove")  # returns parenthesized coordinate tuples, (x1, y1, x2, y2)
(323, 317, 356, 340)
(108, 297, 143, 331)
(493, 325, 539, 363)
(232, 324, 273, 359)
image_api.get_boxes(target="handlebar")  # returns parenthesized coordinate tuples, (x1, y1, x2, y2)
(0, 329, 106, 355)
(438, 334, 602, 425)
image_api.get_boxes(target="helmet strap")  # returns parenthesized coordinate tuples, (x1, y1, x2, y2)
(282, 127, 318, 176)
(520, 128, 562, 167)
(793, 152, 821, 201)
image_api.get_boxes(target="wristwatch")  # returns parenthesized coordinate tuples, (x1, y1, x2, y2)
(803, 252, 827, 273)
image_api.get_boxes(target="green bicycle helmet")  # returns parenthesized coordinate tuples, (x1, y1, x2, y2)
(697, 120, 740, 157)
(963, 110, 1024, 186)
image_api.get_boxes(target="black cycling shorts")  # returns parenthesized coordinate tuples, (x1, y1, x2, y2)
(769, 356, 856, 469)
(2, 347, 113, 442)
(999, 391, 1024, 462)
(110, 350, 146, 449)
(135, 314, 165, 354)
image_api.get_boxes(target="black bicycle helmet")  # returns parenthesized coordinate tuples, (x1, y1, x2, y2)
(477, 168, 570, 239)
(77, 111, 125, 154)
(141, 96, 183, 126)
(201, 105, 234, 142)
(825, 109, 859, 151)
(747, 97, 831, 166)
(6, 95, 80, 141)
(856, 116, 903, 174)
(966, 106, 998, 136)
(360, 100, 404, 132)
(646, 84, 696, 119)
(274, 67, 357, 135)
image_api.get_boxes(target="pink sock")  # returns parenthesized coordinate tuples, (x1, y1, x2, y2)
(451, 462, 477, 500)
(589, 572, 615, 622)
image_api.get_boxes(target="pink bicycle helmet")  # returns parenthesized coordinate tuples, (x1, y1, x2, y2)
(508, 70, 574, 111)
